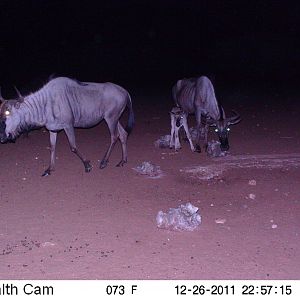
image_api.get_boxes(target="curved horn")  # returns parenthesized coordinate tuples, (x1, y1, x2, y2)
(227, 110, 241, 125)
(14, 86, 24, 102)
(0, 87, 5, 102)
(221, 106, 226, 119)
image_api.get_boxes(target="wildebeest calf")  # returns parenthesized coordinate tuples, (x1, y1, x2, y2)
(169, 107, 195, 152)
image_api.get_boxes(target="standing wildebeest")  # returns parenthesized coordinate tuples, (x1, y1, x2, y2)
(172, 76, 240, 152)
(169, 106, 195, 152)
(0, 77, 134, 176)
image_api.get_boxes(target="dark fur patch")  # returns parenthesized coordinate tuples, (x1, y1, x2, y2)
(0, 119, 6, 137)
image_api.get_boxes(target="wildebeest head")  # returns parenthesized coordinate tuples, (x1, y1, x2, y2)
(207, 109, 241, 151)
(0, 87, 25, 143)
(170, 106, 187, 128)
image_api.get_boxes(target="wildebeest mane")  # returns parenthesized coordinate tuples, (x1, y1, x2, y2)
(48, 74, 88, 86)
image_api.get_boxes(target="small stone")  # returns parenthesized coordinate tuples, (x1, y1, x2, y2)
(249, 193, 256, 200)
(248, 179, 256, 186)
(215, 218, 226, 224)
(41, 242, 56, 247)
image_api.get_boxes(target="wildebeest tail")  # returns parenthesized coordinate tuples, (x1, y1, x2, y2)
(125, 93, 134, 135)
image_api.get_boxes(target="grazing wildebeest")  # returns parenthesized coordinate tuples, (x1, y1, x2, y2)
(0, 77, 134, 176)
(172, 76, 240, 152)
(169, 106, 195, 152)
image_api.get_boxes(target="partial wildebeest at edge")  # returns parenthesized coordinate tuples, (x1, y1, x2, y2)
(0, 77, 134, 176)
(169, 107, 195, 152)
(172, 76, 241, 152)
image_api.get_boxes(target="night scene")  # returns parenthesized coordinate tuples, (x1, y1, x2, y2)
(0, 0, 299, 280)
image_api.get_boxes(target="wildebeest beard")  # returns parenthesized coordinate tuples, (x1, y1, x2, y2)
(0, 120, 41, 143)
(0, 119, 7, 143)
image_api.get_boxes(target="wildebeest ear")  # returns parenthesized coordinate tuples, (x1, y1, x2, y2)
(14, 101, 22, 109)
(205, 118, 217, 127)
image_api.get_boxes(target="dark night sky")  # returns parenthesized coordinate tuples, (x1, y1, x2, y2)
(0, 0, 299, 93)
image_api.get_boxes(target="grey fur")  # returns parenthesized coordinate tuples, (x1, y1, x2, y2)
(172, 76, 240, 152)
(0, 77, 134, 175)
(169, 107, 195, 152)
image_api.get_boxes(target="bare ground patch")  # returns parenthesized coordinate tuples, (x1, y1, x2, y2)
(183, 153, 300, 180)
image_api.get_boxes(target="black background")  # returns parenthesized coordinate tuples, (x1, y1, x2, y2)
(0, 0, 299, 96)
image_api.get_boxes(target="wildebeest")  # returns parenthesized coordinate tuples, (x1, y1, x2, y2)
(169, 106, 195, 152)
(172, 76, 240, 152)
(0, 77, 134, 176)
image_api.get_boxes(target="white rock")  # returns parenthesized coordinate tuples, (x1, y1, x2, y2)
(248, 179, 257, 186)
(249, 193, 256, 200)
(42, 242, 56, 247)
(215, 218, 226, 224)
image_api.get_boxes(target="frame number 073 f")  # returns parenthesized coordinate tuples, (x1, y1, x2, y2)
(105, 285, 138, 296)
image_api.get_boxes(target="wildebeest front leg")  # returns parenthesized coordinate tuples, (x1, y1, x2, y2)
(202, 124, 209, 151)
(42, 131, 57, 176)
(182, 115, 195, 152)
(174, 125, 181, 151)
(169, 114, 176, 149)
(194, 108, 202, 152)
(64, 127, 92, 172)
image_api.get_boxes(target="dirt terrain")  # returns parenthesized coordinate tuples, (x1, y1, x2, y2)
(0, 88, 299, 279)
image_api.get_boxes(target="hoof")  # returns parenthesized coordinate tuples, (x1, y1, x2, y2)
(84, 161, 92, 173)
(116, 160, 127, 167)
(42, 170, 51, 177)
(194, 145, 201, 153)
(100, 160, 108, 169)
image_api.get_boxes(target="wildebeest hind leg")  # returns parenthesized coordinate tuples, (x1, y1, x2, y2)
(64, 127, 92, 172)
(194, 109, 202, 152)
(116, 122, 128, 167)
(100, 120, 118, 169)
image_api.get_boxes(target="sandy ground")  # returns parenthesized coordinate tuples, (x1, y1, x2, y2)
(0, 88, 299, 280)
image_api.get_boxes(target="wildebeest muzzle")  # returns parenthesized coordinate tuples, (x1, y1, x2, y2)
(219, 136, 229, 151)
(0, 120, 15, 143)
(0, 135, 14, 144)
